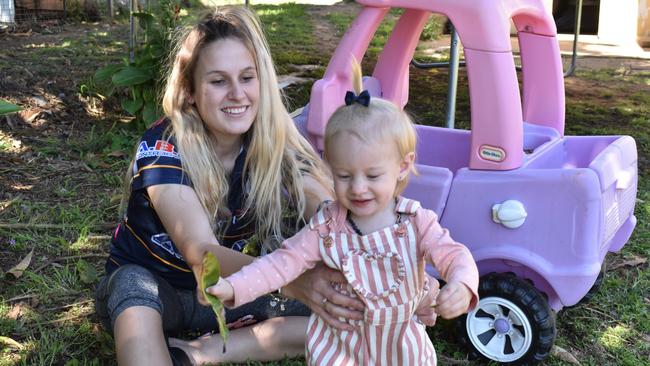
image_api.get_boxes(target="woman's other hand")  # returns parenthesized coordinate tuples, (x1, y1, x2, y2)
(415, 274, 440, 326)
(282, 263, 364, 331)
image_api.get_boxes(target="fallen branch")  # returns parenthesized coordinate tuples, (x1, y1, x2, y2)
(42, 310, 94, 325)
(6, 294, 38, 303)
(582, 305, 617, 321)
(0, 223, 114, 230)
(33, 253, 106, 273)
(437, 355, 472, 365)
(87, 235, 111, 241)
(44, 299, 93, 312)
(0, 195, 22, 213)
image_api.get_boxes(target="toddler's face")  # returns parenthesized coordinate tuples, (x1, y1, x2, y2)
(327, 134, 409, 220)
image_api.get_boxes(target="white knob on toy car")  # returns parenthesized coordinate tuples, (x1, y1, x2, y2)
(492, 200, 527, 229)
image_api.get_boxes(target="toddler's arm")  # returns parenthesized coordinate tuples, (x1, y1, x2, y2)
(207, 226, 322, 308)
(207, 278, 235, 302)
(415, 208, 479, 319)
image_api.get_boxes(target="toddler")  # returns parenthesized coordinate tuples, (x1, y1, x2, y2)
(208, 65, 479, 365)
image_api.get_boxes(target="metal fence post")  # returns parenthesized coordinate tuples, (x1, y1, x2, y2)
(564, 0, 583, 77)
(129, 0, 135, 63)
(108, 0, 113, 19)
(445, 24, 460, 129)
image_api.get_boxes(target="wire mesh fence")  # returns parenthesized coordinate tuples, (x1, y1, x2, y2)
(5, 0, 65, 24)
(0, 0, 129, 26)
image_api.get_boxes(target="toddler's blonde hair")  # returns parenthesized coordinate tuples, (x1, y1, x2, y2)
(323, 61, 417, 195)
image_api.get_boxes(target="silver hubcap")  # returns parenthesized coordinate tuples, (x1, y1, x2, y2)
(466, 296, 533, 362)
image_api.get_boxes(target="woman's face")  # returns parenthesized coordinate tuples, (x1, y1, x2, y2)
(191, 37, 260, 143)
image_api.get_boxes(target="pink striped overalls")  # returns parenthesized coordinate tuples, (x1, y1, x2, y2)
(305, 198, 436, 366)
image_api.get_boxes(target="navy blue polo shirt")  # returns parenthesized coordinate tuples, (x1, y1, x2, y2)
(105, 119, 257, 289)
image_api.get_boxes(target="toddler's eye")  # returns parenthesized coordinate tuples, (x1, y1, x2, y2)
(367, 174, 380, 180)
(336, 174, 350, 180)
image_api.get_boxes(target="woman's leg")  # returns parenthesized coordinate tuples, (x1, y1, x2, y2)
(95, 264, 184, 366)
(169, 316, 308, 364)
(114, 306, 173, 365)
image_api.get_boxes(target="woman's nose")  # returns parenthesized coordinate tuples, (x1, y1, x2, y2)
(228, 82, 244, 100)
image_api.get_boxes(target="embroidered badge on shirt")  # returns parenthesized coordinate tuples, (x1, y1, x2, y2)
(136, 140, 180, 160)
(150, 233, 184, 260)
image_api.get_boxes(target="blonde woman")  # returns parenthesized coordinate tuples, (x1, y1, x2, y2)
(94, 7, 366, 365)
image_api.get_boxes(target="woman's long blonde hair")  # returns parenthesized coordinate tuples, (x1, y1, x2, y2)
(324, 61, 417, 195)
(157, 6, 330, 251)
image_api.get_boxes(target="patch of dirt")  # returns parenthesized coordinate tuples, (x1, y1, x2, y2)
(306, 0, 360, 57)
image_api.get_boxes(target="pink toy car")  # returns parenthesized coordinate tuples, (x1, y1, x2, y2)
(293, 0, 639, 364)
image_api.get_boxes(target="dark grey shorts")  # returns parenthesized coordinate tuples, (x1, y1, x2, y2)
(94, 264, 310, 336)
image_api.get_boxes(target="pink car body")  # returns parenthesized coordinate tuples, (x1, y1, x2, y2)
(293, 0, 638, 363)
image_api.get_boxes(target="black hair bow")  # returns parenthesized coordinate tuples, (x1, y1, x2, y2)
(344, 90, 370, 107)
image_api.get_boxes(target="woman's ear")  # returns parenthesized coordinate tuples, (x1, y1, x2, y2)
(399, 152, 415, 180)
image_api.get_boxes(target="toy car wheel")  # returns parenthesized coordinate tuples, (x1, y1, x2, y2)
(457, 273, 556, 365)
(572, 265, 605, 307)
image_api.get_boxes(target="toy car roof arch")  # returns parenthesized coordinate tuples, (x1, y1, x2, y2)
(306, 0, 565, 171)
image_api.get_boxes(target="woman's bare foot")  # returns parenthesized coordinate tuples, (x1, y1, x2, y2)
(168, 336, 206, 365)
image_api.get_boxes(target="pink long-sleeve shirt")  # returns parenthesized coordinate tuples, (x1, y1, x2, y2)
(226, 197, 478, 365)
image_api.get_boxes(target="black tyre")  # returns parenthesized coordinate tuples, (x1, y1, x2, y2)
(457, 273, 556, 365)
(573, 265, 605, 307)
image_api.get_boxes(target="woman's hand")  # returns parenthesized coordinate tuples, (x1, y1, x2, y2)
(415, 274, 440, 326)
(435, 281, 472, 319)
(282, 263, 365, 331)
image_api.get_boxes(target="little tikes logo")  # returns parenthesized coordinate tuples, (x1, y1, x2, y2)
(136, 140, 180, 160)
(479, 144, 506, 162)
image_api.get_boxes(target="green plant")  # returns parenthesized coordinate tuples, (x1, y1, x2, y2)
(90, 0, 181, 129)
(0, 99, 22, 116)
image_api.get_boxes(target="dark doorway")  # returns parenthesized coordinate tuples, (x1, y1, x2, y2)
(553, 0, 600, 35)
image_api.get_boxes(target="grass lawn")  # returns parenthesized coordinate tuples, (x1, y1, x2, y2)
(1, 1, 648, 365)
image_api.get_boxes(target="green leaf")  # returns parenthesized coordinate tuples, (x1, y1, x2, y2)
(142, 87, 156, 103)
(200, 252, 229, 350)
(142, 102, 160, 125)
(94, 64, 124, 85)
(133, 12, 155, 31)
(121, 98, 143, 116)
(112, 66, 153, 87)
(76, 259, 98, 284)
(0, 99, 22, 116)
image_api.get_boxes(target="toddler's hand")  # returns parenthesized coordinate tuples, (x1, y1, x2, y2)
(206, 278, 235, 302)
(435, 281, 472, 319)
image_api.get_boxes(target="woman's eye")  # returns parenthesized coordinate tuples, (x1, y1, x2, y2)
(210, 79, 225, 85)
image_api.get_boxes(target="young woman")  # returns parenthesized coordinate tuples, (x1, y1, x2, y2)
(94, 7, 366, 365)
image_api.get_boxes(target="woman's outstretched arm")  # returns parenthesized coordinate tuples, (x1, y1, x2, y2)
(147, 184, 254, 283)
